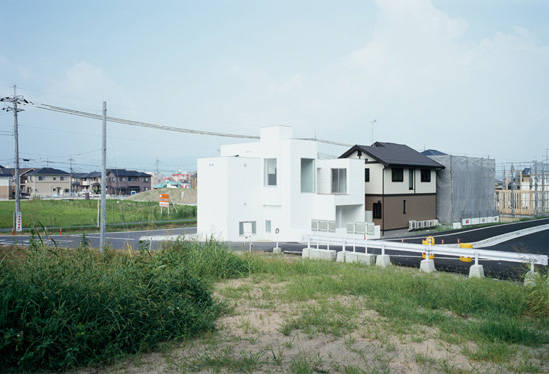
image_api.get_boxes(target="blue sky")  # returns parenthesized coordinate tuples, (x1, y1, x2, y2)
(1, 0, 548, 174)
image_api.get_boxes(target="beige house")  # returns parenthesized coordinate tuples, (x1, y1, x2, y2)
(0, 167, 12, 199)
(27, 167, 71, 197)
(340, 142, 444, 232)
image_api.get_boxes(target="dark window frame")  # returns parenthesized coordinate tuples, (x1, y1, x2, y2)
(373, 201, 382, 219)
(364, 168, 370, 182)
(421, 169, 431, 182)
(392, 168, 403, 182)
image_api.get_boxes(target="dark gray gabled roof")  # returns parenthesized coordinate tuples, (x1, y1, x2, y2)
(0, 167, 12, 177)
(340, 142, 444, 169)
(27, 167, 70, 176)
(108, 169, 150, 177)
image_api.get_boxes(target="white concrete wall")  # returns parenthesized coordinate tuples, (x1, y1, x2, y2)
(414, 169, 437, 194)
(198, 126, 365, 242)
(365, 163, 384, 195)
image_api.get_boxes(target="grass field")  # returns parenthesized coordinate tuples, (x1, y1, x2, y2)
(0, 199, 196, 229)
(1, 239, 547, 373)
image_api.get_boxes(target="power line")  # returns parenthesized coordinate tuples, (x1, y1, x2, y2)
(37, 103, 260, 140)
(36, 103, 353, 147)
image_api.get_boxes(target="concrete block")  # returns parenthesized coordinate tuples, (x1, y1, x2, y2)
(336, 251, 346, 262)
(346, 252, 376, 265)
(309, 248, 337, 261)
(272, 247, 282, 254)
(469, 264, 484, 278)
(420, 259, 436, 273)
(376, 254, 391, 268)
(302, 247, 311, 258)
(524, 271, 538, 286)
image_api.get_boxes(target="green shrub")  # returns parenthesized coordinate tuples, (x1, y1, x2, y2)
(0, 240, 246, 372)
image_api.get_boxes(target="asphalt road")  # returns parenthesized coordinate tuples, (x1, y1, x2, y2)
(0, 227, 193, 251)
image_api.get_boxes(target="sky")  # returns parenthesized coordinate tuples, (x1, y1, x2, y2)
(1, 0, 548, 175)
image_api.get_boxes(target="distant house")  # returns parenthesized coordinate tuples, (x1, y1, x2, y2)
(106, 169, 152, 195)
(72, 172, 102, 194)
(2, 167, 36, 196)
(0, 166, 12, 199)
(340, 142, 444, 232)
(27, 167, 71, 197)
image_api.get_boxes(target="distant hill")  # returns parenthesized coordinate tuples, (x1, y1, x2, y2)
(126, 188, 196, 205)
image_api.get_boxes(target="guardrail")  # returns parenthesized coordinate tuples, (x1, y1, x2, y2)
(303, 234, 548, 269)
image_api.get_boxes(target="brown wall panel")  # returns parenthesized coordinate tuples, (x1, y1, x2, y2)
(366, 194, 437, 231)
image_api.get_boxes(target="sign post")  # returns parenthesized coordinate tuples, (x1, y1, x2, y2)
(159, 193, 169, 215)
(15, 211, 22, 232)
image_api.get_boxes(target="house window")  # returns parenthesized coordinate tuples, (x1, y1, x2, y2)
(365, 168, 370, 182)
(38, 176, 44, 181)
(331, 168, 347, 194)
(403, 200, 406, 214)
(392, 168, 403, 182)
(409, 169, 414, 190)
(373, 201, 382, 219)
(239, 221, 257, 236)
(64, 189, 69, 193)
(301, 158, 314, 193)
(53, 177, 57, 181)
(265, 220, 271, 233)
(145, 178, 149, 182)
(60, 177, 65, 181)
(264, 158, 277, 186)
(421, 169, 431, 182)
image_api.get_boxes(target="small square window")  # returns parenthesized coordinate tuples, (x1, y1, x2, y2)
(392, 168, 403, 182)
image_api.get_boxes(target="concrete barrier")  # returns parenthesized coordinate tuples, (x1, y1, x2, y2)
(376, 254, 391, 268)
(346, 252, 376, 265)
(469, 265, 484, 278)
(308, 248, 337, 261)
(420, 259, 436, 273)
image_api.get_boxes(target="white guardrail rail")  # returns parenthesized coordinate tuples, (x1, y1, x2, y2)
(302, 234, 548, 267)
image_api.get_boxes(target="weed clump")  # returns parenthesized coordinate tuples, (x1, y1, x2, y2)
(0, 239, 246, 372)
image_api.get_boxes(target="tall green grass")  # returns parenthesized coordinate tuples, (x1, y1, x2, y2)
(0, 239, 247, 372)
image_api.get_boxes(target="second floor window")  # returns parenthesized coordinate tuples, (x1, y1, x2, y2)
(331, 168, 347, 194)
(392, 168, 403, 182)
(421, 169, 431, 182)
(365, 168, 370, 182)
(264, 159, 277, 186)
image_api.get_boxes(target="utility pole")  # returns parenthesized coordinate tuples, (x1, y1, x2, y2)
(510, 164, 515, 217)
(69, 157, 74, 194)
(100, 102, 107, 252)
(155, 156, 160, 185)
(1, 85, 31, 232)
(534, 161, 538, 216)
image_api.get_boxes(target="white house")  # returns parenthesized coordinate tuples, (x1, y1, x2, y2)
(197, 126, 366, 242)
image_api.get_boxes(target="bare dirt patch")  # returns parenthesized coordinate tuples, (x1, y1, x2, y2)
(78, 275, 548, 374)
